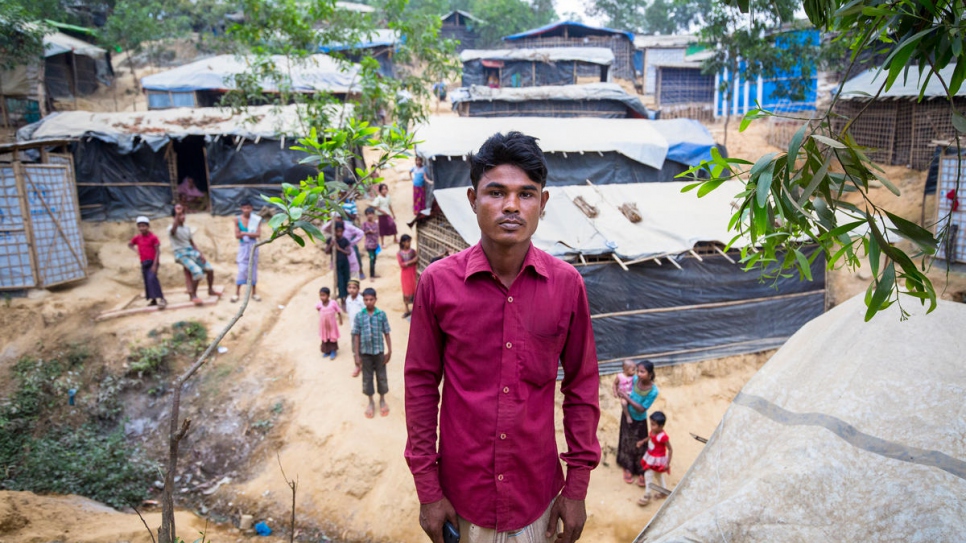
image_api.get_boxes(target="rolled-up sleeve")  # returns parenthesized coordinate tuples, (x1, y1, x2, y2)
(558, 275, 601, 500)
(403, 273, 446, 504)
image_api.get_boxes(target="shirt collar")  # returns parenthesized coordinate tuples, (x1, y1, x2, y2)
(463, 242, 549, 282)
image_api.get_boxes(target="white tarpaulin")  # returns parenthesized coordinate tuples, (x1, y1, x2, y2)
(415, 116, 670, 170)
(20, 104, 348, 153)
(840, 64, 964, 100)
(431, 180, 748, 260)
(460, 47, 615, 65)
(140, 54, 360, 94)
(637, 294, 966, 542)
(44, 32, 106, 59)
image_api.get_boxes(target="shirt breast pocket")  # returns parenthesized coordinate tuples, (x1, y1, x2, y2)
(520, 329, 565, 386)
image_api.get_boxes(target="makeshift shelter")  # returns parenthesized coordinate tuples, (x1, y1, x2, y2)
(0, 31, 112, 126)
(319, 29, 398, 78)
(417, 181, 826, 369)
(440, 10, 481, 52)
(141, 54, 360, 110)
(414, 116, 717, 204)
(654, 59, 716, 121)
(634, 34, 697, 96)
(935, 148, 966, 263)
(713, 29, 819, 118)
(460, 47, 613, 88)
(503, 21, 637, 82)
(832, 64, 966, 170)
(450, 83, 654, 118)
(18, 105, 353, 220)
(636, 294, 966, 542)
(0, 140, 88, 290)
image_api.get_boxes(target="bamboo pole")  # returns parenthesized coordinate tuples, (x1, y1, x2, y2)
(590, 290, 825, 320)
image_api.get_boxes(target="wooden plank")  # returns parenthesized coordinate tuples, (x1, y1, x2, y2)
(95, 286, 224, 322)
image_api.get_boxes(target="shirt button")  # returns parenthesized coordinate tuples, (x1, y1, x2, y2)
(507, 296, 513, 303)
(503, 387, 509, 394)
(500, 433, 507, 440)
(506, 342, 512, 349)
(497, 474, 504, 481)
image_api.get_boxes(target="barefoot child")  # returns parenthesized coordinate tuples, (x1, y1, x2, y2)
(612, 359, 636, 424)
(397, 234, 418, 318)
(345, 279, 365, 376)
(316, 287, 343, 359)
(410, 156, 426, 215)
(352, 288, 392, 419)
(362, 207, 380, 281)
(636, 411, 672, 506)
(325, 224, 353, 308)
(128, 216, 166, 308)
(371, 183, 397, 246)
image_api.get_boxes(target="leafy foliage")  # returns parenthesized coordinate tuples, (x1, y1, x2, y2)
(685, 0, 966, 320)
(0, 0, 48, 71)
(0, 349, 153, 510)
(128, 320, 208, 377)
(471, 0, 556, 47)
(585, 0, 711, 35)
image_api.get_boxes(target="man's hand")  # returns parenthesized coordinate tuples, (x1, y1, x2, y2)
(384, 350, 392, 364)
(546, 495, 586, 543)
(419, 497, 458, 543)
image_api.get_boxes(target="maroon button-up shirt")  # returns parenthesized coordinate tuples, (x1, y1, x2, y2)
(404, 243, 601, 532)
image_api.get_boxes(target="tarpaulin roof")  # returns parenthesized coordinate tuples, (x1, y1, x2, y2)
(449, 82, 652, 118)
(634, 34, 696, 49)
(19, 104, 348, 153)
(415, 116, 716, 169)
(318, 28, 399, 52)
(442, 10, 483, 24)
(140, 54, 360, 94)
(432, 181, 748, 260)
(415, 116, 669, 169)
(636, 293, 966, 542)
(459, 47, 615, 65)
(44, 31, 106, 59)
(840, 64, 965, 100)
(503, 20, 634, 42)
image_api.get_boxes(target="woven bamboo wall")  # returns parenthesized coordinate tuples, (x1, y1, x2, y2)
(507, 36, 635, 81)
(416, 213, 470, 274)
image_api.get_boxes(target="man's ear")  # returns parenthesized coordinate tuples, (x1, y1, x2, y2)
(540, 189, 549, 213)
(467, 186, 477, 214)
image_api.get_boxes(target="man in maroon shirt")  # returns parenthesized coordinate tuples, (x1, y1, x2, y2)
(404, 132, 601, 543)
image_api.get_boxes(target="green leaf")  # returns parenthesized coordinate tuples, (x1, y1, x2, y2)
(810, 134, 847, 149)
(798, 154, 832, 206)
(793, 248, 813, 281)
(750, 152, 778, 178)
(294, 220, 323, 241)
(290, 207, 303, 220)
(952, 111, 966, 134)
(681, 182, 703, 193)
(885, 211, 938, 254)
(697, 179, 725, 198)
(756, 167, 774, 208)
(787, 123, 807, 169)
(289, 232, 305, 247)
(873, 172, 902, 196)
(865, 261, 895, 322)
(268, 213, 286, 231)
(739, 109, 762, 132)
(867, 233, 880, 275)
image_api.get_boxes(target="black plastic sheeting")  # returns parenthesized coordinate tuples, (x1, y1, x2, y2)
(206, 139, 352, 216)
(580, 248, 826, 374)
(72, 139, 173, 221)
(427, 152, 690, 201)
(462, 60, 601, 87)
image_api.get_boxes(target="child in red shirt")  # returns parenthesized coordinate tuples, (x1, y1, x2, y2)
(128, 216, 166, 308)
(637, 410, 672, 505)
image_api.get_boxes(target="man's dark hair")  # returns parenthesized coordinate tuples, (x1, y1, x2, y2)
(469, 131, 548, 190)
(362, 287, 377, 297)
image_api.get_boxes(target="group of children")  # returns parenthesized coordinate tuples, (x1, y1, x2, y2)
(613, 359, 674, 506)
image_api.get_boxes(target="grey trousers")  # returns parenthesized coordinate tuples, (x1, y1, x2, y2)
(457, 501, 555, 543)
(360, 353, 387, 396)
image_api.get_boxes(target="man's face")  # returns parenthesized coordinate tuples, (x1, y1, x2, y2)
(363, 294, 377, 310)
(240, 204, 252, 217)
(468, 164, 548, 248)
(137, 223, 149, 234)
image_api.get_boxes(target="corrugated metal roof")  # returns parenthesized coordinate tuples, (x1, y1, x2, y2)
(839, 65, 965, 100)
(503, 20, 634, 42)
(634, 34, 697, 49)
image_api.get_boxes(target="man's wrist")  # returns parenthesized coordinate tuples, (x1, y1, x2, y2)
(561, 467, 591, 501)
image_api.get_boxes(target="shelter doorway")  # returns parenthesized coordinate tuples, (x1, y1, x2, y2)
(172, 136, 210, 212)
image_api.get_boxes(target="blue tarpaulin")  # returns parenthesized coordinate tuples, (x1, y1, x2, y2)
(652, 119, 716, 166)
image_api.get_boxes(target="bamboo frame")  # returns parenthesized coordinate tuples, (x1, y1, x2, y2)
(590, 290, 824, 320)
(13, 163, 40, 288)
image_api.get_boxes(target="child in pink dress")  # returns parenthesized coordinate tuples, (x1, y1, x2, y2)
(636, 411, 672, 506)
(316, 287, 343, 359)
(612, 359, 636, 424)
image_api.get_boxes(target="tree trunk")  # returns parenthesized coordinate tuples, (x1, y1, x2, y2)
(128, 54, 140, 111)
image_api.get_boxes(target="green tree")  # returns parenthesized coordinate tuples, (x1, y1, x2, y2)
(101, 0, 191, 90)
(0, 1, 47, 71)
(685, 0, 965, 321)
(584, 0, 647, 33)
(697, 0, 818, 145)
(473, 0, 552, 47)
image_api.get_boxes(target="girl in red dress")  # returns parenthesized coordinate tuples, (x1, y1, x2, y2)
(397, 234, 418, 318)
(636, 410, 672, 505)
